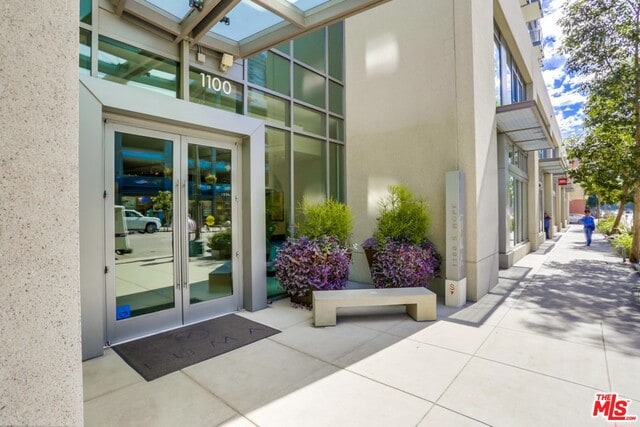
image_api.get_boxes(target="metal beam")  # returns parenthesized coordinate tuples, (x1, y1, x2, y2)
(174, 0, 223, 45)
(191, 0, 242, 45)
(252, 0, 305, 28)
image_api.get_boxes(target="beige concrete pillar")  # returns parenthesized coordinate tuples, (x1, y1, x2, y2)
(543, 173, 554, 238)
(0, 1, 83, 425)
(527, 155, 542, 250)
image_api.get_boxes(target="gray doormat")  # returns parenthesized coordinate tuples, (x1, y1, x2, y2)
(112, 314, 280, 381)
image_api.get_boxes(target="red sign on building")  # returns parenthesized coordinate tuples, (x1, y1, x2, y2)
(558, 177, 568, 185)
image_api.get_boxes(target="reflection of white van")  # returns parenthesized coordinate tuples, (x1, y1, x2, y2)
(114, 206, 132, 254)
(123, 209, 161, 233)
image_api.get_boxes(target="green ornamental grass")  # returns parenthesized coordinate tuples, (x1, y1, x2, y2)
(374, 184, 431, 248)
(296, 198, 353, 247)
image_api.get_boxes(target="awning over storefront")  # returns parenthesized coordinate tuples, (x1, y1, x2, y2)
(496, 100, 556, 151)
(113, 0, 390, 58)
(539, 157, 567, 174)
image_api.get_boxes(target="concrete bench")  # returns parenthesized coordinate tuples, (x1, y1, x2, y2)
(312, 287, 437, 327)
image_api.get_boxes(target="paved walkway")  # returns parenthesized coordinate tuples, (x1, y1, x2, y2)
(83, 225, 640, 426)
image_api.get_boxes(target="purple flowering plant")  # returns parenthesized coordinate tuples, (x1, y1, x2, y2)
(370, 239, 441, 288)
(275, 236, 350, 297)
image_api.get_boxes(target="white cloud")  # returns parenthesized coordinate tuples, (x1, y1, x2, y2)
(540, 0, 585, 138)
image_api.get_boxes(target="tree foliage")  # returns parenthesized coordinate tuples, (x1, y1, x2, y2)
(560, 0, 640, 262)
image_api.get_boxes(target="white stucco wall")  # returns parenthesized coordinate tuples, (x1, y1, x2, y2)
(0, 1, 83, 425)
(345, 0, 499, 299)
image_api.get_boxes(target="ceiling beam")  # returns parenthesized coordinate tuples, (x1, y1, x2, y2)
(252, 0, 305, 28)
(191, 0, 242, 45)
(174, 0, 223, 45)
(239, 0, 391, 57)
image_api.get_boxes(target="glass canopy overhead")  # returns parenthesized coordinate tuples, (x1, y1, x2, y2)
(114, 0, 390, 58)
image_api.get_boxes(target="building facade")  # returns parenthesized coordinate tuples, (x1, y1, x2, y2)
(78, 0, 351, 360)
(344, 0, 567, 299)
(1, 0, 569, 423)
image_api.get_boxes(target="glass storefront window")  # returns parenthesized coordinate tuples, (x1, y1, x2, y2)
(294, 64, 325, 108)
(248, 51, 290, 96)
(329, 116, 344, 141)
(328, 22, 344, 81)
(502, 52, 512, 105)
(189, 68, 243, 114)
(512, 66, 525, 103)
(80, 28, 91, 76)
(508, 175, 515, 247)
(508, 174, 528, 247)
(294, 28, 326, 72)
(248, 88, 290, 127)
(98, 36, 178, 98)
(293, 104, 325, 136)
(80, 0, 91, 24)
(329, 143, 345, 202)
(329, 81, 343, 116)
(293, 134, 326, 224)
(275, 41, 290, 55)
(265, 128, 291, 235)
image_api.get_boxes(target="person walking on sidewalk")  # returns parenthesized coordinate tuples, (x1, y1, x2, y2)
(544, 212, 551, 239)
(582, 209, 596, 246)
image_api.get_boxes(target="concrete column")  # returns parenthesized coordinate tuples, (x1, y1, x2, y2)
(555, 182, 562, 231)
(543, 173, 554, 238)
(560, 186, 567, 228)
(527, 155, 541, 250)
(497, 135, 509, 255)
(0, 1, 83, 425)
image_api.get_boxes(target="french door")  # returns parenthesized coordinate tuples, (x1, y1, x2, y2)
(105, 123, 240, 345)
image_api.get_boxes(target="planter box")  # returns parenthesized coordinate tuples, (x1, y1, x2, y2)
(290, 291, 313, 306)
(364, 248, 376, 269)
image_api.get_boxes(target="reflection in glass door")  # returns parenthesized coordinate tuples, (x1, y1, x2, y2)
(182, 140, 237, 324)
(112, 131, 177, 324)
(107, 126, 238, 344)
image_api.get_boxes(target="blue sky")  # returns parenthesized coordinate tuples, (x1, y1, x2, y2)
(540, 0, 586, 139)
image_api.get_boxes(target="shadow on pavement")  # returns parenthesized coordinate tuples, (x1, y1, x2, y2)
(514, 259, 640, 354)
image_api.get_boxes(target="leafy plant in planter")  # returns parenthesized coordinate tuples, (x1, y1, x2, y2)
(370, 240, 441, 288)
(274, 236, 350, 299)
(374, 184, 430, 247)
(296, 197, 353, 248)
(207, 232, 232, 259)
(275, 198, 354, 306)
(364, 184, 441, 288)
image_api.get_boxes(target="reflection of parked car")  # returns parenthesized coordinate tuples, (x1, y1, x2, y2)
(568, 213, 583, 224)
(124, 209, 161, 233)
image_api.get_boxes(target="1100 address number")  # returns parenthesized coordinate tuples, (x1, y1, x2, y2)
(200, 73, 232, 95)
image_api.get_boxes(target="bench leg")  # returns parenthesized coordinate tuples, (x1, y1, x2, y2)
(313, 303, 337, 327)
(406, 301, 436, 321)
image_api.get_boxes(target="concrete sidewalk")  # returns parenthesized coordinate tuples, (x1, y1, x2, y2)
(83, 225, 640, 426)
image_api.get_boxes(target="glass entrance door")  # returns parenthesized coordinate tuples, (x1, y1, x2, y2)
(105, 124, 238, 344)
(181, 137, 238, 324)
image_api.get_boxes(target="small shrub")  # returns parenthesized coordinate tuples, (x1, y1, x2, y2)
(275, 236, 350, 296)
(296, 198, 353, 247)
(596, 216, 615, 235)
(612, 232, 633, 256)
(207, 232, 231, 250)
(374, 185, 430, 248)
(370, 239, 441, 288)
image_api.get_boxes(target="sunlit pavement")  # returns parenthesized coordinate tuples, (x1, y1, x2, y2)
(83, 225, 640, 427)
